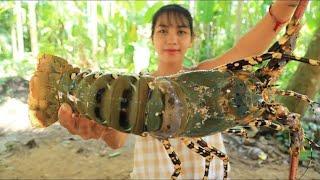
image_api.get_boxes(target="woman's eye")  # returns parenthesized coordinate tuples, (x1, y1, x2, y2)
(158, 29, 167, 34)
(178, 31, 187, 35)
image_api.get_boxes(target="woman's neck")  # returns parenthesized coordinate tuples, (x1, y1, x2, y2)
(153, 59, 183, 77)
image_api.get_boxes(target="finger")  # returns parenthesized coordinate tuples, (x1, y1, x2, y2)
(90, 122, 107, 139)
(64, 116, 78, 135)
(58, 103, 74, 128)
(78, 117, 91, 139)
(58, 103, 78, 135)
(71, 113, 80, 129)
(100, 128, 114, 144)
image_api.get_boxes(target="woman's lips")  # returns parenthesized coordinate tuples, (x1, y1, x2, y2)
(164, 49, 180, 55)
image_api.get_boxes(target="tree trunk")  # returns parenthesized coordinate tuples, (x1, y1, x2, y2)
(11, 26, 18, 60)
(101, 1, 110, 22)
(280, 26, 320, 115)
(87, 1, 98, 57)
(15, 1, 24, 61)
(235, 0, 243, 43)
(189, 1, 195, 19)
(28, 1, 38, 57)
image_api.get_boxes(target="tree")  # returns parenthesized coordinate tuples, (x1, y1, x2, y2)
(14, 1, 24, 61)
(27, 1, 38, 57)
(281, 26, 320, 115)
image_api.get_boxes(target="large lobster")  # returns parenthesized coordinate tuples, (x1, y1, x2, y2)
(28, 1, 319, 179)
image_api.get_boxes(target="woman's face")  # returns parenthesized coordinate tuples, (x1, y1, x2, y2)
(152, 13, 193, 64)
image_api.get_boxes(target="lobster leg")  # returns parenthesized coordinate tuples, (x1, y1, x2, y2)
(218, 53, 273, 71)
(160, 139, 182, 180)
(273, 89, 320, 106)
(285, 113, 304, 180)
(259, 103, 304, 180)
(305, 138, 320, 151)
(265, 53, 320, 67)
(249, 113, 303, 180)
(257, 0, 308, 85)
(218, 51, 320, 72)
(220, 4, 304, 73)
(255, 52, 320, 85)
(267, 0, 309, 54)
(249, 119, 284, 131)
(181, 137, 229, 179)
(181, 138, 213, 180)
(268, 0, 308, 54)
(225, 128, 248, 138)
(267, 11, 301, 54)
(195, 138, 229, 180)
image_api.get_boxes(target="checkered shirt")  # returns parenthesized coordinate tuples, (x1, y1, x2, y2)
(130, 133, 227, 179)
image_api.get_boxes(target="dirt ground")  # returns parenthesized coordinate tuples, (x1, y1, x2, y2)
(0, 78, 319, 179)
(1, 124, 319, 179)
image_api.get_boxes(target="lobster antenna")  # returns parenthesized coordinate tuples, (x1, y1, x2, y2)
(267, 84, 280, 88)
(305, 137, 320, 151)
(309, 101, 320, 115)
(297, 152, 311, 180)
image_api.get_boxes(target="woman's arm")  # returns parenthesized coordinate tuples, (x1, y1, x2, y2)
(197, 0, 299, 70)
(58, 103, 128, 149)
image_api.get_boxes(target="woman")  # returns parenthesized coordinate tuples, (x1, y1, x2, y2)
(58, 1, 299, 179)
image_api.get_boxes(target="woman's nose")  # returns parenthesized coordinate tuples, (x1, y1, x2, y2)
(166, 32, 178, 45)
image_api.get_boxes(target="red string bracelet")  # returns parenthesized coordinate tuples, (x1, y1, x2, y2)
(269, 4, 290, 32)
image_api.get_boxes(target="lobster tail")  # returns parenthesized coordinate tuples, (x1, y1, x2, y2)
(28, 54, 79, 127)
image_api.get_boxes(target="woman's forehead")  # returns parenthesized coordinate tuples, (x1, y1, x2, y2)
(155, 12, 189, 27)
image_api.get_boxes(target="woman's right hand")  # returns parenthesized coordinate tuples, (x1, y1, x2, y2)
(58, 103, 128, 149)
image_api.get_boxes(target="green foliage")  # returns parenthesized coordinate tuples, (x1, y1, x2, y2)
(143, 2, 164, 23)
(0, 2, 14, 61)
(299, 150, 319, 161)
(277, 62, 299, 89)
(299, 121, 320, 161)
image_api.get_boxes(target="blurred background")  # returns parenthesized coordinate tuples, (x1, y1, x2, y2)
(0, 1, 319, 179)
(0, 1, 318, 77)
